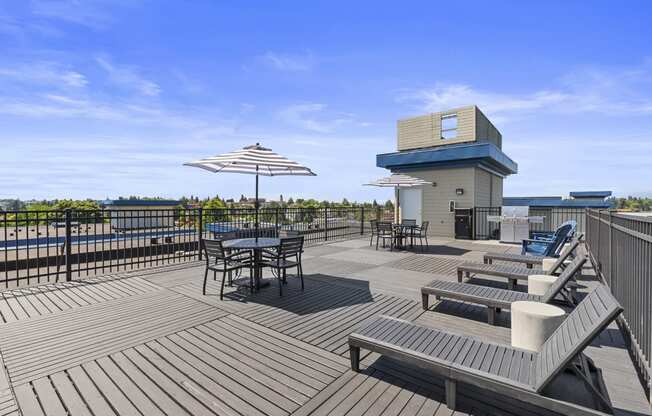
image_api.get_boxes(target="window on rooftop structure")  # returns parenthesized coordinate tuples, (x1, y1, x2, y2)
(441, 114, 457, 139)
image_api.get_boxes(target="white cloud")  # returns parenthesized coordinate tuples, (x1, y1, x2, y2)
(0, 62, 88, 88)
(0, 93, 228, 132)
(95, 55, 161, 96)
(29, 0, 136, 30)
(398, 62, 652, 120)
(240, 103, 256, 114)
(276, 103, 370, 133)
(277, 103, 329, 132)
(260, 51, 315, 72)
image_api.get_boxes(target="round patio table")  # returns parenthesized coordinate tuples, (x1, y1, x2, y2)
(223, 238, 280, 290)
(392, 224, 419, 249)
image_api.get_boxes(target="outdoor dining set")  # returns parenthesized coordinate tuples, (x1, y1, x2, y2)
(201, 235, 305, 300)
(369, 219, 430, 251)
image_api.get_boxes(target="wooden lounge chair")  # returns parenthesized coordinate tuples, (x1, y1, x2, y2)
(422, 256, 587, 324)
(457, 240, 581, 290)
(483, 236, 582, 269)
(349, 285, 622, 414)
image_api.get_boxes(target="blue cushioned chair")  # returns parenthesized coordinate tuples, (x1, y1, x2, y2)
(522, 220, 576, 256)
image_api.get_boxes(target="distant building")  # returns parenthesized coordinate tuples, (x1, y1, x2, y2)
(101, 199, 181, 229)
(503, 191, 612, 208)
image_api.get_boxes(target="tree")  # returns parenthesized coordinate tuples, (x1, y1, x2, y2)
(202, 197, 226, 210)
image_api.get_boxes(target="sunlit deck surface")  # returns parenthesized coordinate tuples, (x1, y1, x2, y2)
(0, 237, 649, 416)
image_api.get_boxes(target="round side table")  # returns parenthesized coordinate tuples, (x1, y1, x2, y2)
(511, 301, 565, 352)
(541, 258, 557, 272)
(528, 274, 558, 296)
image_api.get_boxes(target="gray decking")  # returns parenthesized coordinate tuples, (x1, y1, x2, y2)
(0, 237, 649, 416)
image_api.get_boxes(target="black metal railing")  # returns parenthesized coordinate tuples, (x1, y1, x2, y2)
(586, 209, 652, 398)
(473, 207, 501, 240)
(528, 207, 587, 234)
(0, 206, 392, 288)
(473, 206, 588, 240)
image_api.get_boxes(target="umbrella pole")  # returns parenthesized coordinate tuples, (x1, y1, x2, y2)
(255, 167, 259, 242)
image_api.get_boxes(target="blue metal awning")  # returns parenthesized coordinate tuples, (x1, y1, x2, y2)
(503, 197, 611, 208)
(569, 191, 612, 198)
(376, 143, 517, 176)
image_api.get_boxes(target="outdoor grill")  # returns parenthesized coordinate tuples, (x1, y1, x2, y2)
(487, 206, 544, 243)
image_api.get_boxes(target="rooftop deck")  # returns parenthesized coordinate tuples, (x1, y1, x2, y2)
(0, 237, 649, 416)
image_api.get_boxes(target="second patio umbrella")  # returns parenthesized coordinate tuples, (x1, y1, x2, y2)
(184, 143, 316, 240)
(364, 173, 430, 222)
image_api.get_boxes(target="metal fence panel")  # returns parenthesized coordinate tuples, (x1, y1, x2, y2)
(586, 209, 652, 399)
(473, 206, 588, 240)
(0, 206, 392, 288)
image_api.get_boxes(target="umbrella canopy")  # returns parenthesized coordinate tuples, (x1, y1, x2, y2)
(364, 173, 430, 188)
(364, 173, 430, 223)
(184, 143, 316, 176)
(184, 143, 316, 240)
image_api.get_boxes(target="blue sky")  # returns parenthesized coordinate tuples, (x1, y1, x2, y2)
(1, 1, 651, 202)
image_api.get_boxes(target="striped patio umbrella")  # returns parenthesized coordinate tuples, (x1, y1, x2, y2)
(364, 173, 430, 222)
(184, 143, 316, 240)
(363, 173, 430, 188)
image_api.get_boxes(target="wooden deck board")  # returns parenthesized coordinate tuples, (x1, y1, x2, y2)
(239, 280, 424, 357)
(0, 238, 648, 416)
(0, 290, 228, 384)
(0, 274, 162, 323)
(12, 316, 347, 416)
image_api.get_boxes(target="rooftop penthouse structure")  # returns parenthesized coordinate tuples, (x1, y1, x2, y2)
(377, 105, 517, 238)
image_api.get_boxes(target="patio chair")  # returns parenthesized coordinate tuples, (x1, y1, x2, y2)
(400, 219, 417, 247)
(375, 221, 396, 251)
(412, 221, 429, 251)
(349, 285, 621, 413)
(457, 241, 580, 290)
(368, 219, 378, 246)
(522, 221, 576, 256)
(202, 239, 253, 299)
(422, 256, 587, 324)
(483, 234, 582, 268)
(261, 236, 304, 296)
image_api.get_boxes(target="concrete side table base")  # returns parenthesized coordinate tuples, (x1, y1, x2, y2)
(541, 258, 557, 273)
(511, 301, 565, 352)
(528, 274, 558, 296)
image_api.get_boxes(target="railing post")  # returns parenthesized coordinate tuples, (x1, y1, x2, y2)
(360, 206, 365, 235)
(597, 209, 602, 274)
(197, 207, 203, 260)
(64, 208, 72, 281)
(324, 207, 329, 241)
(275, 207, 280, 237)
(608, 210, 614, 292)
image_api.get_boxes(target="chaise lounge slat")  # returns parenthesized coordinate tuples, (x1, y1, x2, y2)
(458, 239, 581, 290)
(424, 257, 586, 324)
(457, 263, 542, 289)
(483, 252, 546, 267)
(483, 237, 581, 268)
(349, 285, 622, 415)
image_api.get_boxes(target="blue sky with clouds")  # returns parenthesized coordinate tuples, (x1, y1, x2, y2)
(1, 1, 651, 202)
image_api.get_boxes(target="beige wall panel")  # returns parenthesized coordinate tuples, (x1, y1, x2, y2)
(474, 169, 493, 207)
(406, 167, 476, 237)
(397, 115, 434, 150)
(475, 107, 502, 148)
(491, 174, 503, 206)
